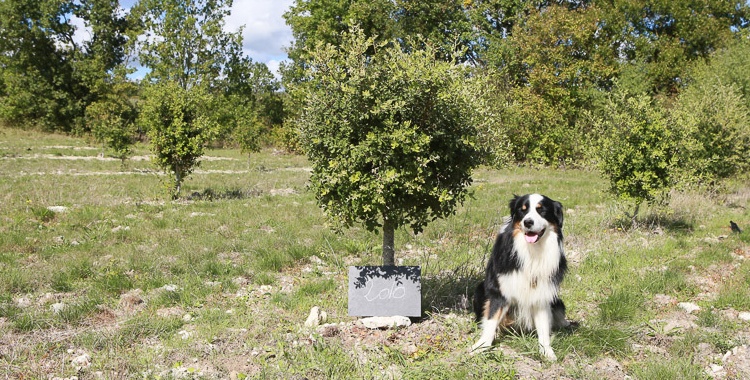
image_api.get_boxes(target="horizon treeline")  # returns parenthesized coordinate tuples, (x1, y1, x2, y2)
(1, 0, 749, 170)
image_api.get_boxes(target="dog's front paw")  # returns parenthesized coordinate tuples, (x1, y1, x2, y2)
(539, 344, 557, 361)
(470, 339, 492, 354)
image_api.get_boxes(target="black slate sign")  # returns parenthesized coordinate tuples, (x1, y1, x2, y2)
(348, 266, 421, 317)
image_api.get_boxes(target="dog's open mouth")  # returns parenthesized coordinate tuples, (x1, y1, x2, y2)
(525, 229, 545, 244)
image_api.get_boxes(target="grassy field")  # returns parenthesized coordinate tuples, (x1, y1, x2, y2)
(1, 127, 749, 379)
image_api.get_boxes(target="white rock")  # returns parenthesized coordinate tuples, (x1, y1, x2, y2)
(47, 206, 68, 213)
(71, 352, 91, 370)
(177, 330, 192, 340)
(51, 302, 66, 314)
(678, 302, 701, 314)
(738, 312, 750, 321)
(111, 226, 130, 233)
(360, 316, 412, 329)
(162, 284, 179, 292)
(304, 306, 327, 327)
(15, 297, 32, 308)
(707, 364, 725, 378)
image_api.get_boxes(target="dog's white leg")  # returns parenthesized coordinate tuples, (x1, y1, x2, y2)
(533, 306, 557, 361)
(471, 305, 508, 353)
(471, 317, 498, 353)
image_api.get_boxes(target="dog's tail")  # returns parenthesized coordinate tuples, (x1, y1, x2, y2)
(473, 282, 486, 322)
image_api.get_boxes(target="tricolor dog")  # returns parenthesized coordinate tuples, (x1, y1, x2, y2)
(472, 194, 570, 361)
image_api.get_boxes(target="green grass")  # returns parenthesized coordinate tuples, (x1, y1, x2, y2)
(1, 127, 749, 378)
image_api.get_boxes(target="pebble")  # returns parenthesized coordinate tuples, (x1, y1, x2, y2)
(51, 302, 66, 314)
(47, 206, 68, 213)
(360, 316, 411, 329)
(678, 302, 700, 314)
(304, 306, 327, 327)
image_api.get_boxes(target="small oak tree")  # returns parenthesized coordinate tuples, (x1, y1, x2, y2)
(596, 88, 678, 227)
(295, 27, 479, 265)
(87, 81, 138, 167)
(139, 81, 218, 199)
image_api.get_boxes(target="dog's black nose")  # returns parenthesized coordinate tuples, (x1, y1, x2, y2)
(523, 219, 534, 228)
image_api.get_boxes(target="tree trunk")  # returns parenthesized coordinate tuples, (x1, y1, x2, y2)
(173, 171, 182, 200)
(631, 202, 640, 229)
(382, 218, 395, 266)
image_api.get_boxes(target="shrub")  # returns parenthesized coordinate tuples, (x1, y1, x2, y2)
(138, 81, 219, 199)
(672, 82, 750, 188)
(86, 87, 137, 166)
(596, 89, 678, 225)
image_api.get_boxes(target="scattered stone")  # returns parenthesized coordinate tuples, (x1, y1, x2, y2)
(663, 318, 697, 334)
(678, 302, 701, 314)
(15, 297, 31, 308)
(53, 236, 65, 244)
(47, 206, 68, 213)
(360, 316, 411, 330)
(51, 302, 66, 314)
(738, 312, 750, 321)
(304, 306, 327, 327)
(111, 225, 130, 233)
(232, 277, 250, 287)
(183, 314, 193, 322)
(178, 330, 192, 340)
(71, 352, 91, 371)
(707, 364, 726, 378)
(269, 188, 296, 196)
(156, 307, 183, 318)
(653, 294, 676, 307)
(118, 289, 144, 313)
(189, 212, 215, 217)
(722, 345, 750, 379)
(162, 284, 179, 292)
(38, 292, 57, 305)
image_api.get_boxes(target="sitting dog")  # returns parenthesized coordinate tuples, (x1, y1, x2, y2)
(472, 194, 570, 361)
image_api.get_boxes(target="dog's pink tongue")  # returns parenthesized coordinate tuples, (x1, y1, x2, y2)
(525, 233, 539, 244)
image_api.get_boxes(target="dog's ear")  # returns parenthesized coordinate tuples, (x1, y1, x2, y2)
(509, 195, 521, 219)
(554, 200, 564, 228)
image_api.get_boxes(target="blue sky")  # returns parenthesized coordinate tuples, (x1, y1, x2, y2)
(74, 0, 295, 79)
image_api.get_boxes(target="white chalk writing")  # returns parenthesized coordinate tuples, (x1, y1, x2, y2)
(363, 281, 406, 302)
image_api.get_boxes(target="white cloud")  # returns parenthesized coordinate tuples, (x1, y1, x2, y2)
(119, 0, 295, 80)
(226, 0, 294, 72)
(70, 14, 92, 46)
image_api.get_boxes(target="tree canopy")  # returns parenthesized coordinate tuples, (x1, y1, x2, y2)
(294, 28, 480, 265)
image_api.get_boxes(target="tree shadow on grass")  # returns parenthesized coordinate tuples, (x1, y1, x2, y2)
(609, 212, 694, 235)
(185, 187, 263, 201)
(420, 270, 482, 316)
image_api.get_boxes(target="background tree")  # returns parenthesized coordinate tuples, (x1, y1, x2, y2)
(139, 81, 218, 199)
(595, 88, 677, 226)
(283, 0, 398, 84)
(294, 28, 480, 265)
(0, 0, 129, 132)
(86, 80, 138, 166)
(670, 39, 750, 187)
(130, 0, 269, 189)
(601, 0, 748, 96)
(130, 0, 240, 90)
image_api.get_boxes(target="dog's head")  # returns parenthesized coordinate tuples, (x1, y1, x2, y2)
(509, 194, 563, 244)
